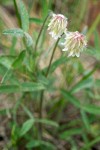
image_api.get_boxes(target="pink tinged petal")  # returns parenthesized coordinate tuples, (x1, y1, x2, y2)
(48, 13, 68, 39)
(62, 31, 87, 57)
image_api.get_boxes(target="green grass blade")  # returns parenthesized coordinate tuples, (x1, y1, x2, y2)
(60, 128, 82, 139)
(87, 14, 100, 39)
(62, 90, 100, 115)
(81, 110, 91, 132)
(35, 119, 59, 128)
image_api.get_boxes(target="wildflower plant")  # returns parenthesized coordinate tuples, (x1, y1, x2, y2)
(2, 0, 100, 150)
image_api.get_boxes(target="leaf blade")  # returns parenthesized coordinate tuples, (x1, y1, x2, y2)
(20, 119, 34, 137)
(61, 90, 100, 115)
(18, 0, 29, 32)
(12, 50, 26, 69)
(3, 29, 24, 37)
(60, 128, 82, 139)
(0, 82, 45, 93)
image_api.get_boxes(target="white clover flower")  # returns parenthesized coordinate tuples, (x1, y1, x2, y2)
(48, 13, 68, 40)
(62, 31, 87, 57)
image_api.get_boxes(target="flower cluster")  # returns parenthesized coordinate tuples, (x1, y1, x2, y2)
(48, 13, 87, 57)
(48, 14, 67, 39)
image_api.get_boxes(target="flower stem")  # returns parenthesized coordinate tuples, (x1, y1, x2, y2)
(45, 38, 60, 77)
(34, 14, 49, 53)
(39, 38, 60, 138)
(34, 14, 50, 75)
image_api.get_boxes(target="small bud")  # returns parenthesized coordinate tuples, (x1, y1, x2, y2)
(48, 14, 68, 40)
(62, 31, 87, 57)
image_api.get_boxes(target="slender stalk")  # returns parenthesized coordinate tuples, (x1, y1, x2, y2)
(34, 14, 49, 53)
(39, 38, 60, 138)
(45, 38, 60, 77)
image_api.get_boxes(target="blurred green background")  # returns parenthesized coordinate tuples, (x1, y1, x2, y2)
(0, 0, 100, 150)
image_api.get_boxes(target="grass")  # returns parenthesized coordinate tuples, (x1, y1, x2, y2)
(0, 0, 100, 150)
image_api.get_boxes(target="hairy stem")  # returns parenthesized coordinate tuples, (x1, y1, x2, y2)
(34, 14, 49, 53)
(34, 14, 50, 75)
(39, 38, 60, 138)
(45, 39, 60, 77)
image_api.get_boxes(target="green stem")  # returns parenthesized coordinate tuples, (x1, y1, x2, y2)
(34, 14, 50, 77)
(39, 38, 60, 138)
(45, 38, 60, 77)
(34, 14, 49, 53)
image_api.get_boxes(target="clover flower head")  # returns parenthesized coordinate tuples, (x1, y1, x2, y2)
(48, 13, 68, 40)
(62, 31, 87, 57)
